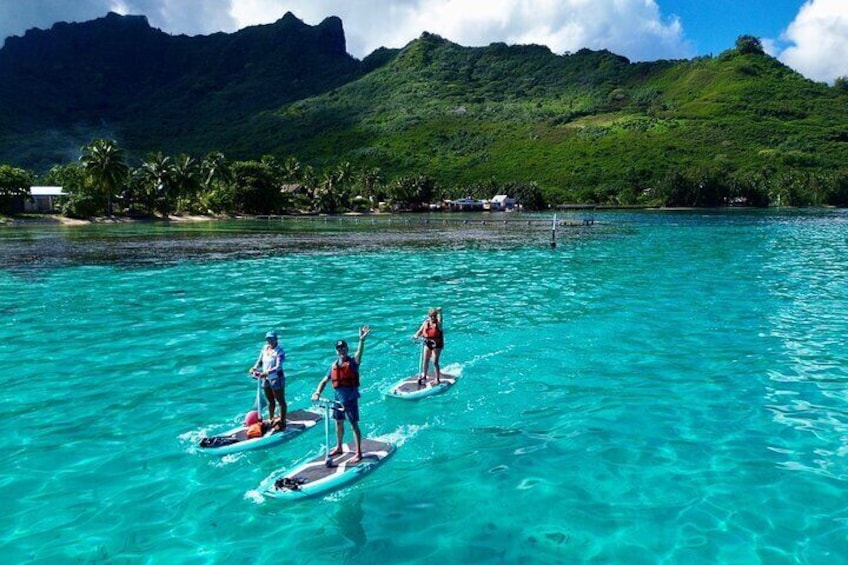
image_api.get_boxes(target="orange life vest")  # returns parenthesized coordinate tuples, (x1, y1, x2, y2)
(424, 320, 443, 340)
(247, 422, 265, 438)
(331, 358, 360, 388)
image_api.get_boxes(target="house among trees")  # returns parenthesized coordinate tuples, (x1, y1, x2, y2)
(280, 183, 307, 197)
(25, 186, 65, 213)
(447, 197, 485, 211)
(489, 194, 516, 211)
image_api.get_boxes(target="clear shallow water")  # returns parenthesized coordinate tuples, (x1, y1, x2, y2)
(2, 211, 847, 563)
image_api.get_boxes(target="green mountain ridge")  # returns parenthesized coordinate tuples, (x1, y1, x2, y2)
(2, 13, 848, 207)
(0, 12, 366, 169)
(241, 32, 848, 204)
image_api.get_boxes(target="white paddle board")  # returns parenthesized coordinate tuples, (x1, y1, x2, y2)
(386, 373, 457, 400)
(198, 409, 321, 456)
(260, 438, 395, 499)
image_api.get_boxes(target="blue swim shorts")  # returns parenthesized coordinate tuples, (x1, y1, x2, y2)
(333, 398, 359, 423)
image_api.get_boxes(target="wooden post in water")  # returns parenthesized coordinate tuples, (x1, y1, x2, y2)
(550, 214, 557, 248)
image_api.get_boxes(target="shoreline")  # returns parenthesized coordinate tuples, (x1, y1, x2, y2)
(0, 205, 822, 227)
(0, 211, 415, 226)
(0, 210, 406, 226)
(0, 213, 232, 226)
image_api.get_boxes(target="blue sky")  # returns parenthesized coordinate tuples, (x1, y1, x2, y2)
(0, 0, 845, 83)
(659, 0, 806, 56)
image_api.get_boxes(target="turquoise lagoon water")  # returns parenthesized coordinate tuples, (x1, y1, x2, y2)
(1, 211, 847, 563)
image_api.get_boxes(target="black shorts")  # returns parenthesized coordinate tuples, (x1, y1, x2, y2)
(425, 338, 443, 350)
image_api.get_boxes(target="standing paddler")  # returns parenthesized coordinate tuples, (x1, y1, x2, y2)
(312, 325, 371, 463)
(248, 330, 287, 430)
(413, 307, 444, 384)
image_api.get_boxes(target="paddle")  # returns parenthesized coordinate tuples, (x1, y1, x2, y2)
(417, 337, 427, 385)
(254, 373, 263, 421)
(250, 369, 269, 428)
(313, 397, 343, 467)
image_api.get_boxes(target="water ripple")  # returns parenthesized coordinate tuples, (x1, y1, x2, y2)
(3, 210, 848, 562)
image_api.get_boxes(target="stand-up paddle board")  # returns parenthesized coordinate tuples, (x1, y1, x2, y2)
(386, 373, 457, 400)
(261, 438, 395, 499)
(260, 398, 395, 499)
(198, 409, 321, 456)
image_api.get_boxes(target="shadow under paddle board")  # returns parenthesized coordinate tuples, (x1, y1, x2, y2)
(197, 409, 321, 456)
(386, 373, 457, 400)
(260, 438, 395, 500)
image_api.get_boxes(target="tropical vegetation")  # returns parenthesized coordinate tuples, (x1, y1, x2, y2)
(3, 14, 848, 217)
(0, 164, 34, 214)
(40, 143, 534, 218)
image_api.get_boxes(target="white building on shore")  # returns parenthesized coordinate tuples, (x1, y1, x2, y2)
(25, 186, 65, 213)
(489, 194, 516, 211)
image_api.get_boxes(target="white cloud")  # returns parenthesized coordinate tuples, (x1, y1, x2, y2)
(110, 0, 239, 35)
(1, 0, 691, 62)
(229, 0, 692, 61)
(778, 0, 848, 83)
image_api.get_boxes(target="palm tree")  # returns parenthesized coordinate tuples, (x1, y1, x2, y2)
(301, 165, 318, 208)
(388, 176, 418, 210)
(172, 154, 200, 213)
(316, 169, 344, 213)
(80, 138, 128, 216)
(388, 175, 436, 210)
(335, 161, 354, 206)
(140, 152, 175, 217)
(200, 151, 231, 191)
(199, 151, 233, 213)
(359, 167, 384, 203)
(282, 156, 301, 183)
(335, 161, 353, 186)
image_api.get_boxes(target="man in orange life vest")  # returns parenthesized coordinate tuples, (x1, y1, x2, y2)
(312, 325, 371, 463)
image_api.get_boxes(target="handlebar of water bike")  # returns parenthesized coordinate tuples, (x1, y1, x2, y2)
(312, 397, 344, 411)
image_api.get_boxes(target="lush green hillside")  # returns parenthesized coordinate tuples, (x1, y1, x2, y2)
(2, 14, 848, 209)
(0, 12, 366, 170)
(244, 33, 848, 204)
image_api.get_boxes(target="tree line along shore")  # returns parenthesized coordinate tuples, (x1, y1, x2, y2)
(4, 34, 848, 216)
(3, 135, 847, 222)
